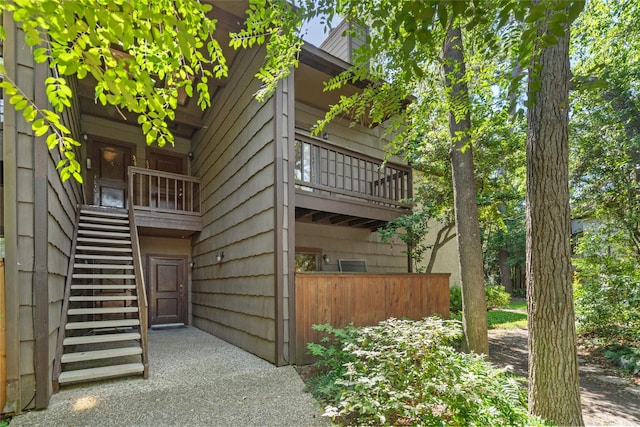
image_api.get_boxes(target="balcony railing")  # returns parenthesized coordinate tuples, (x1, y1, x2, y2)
(295, 134, 412, 210)
(128, 166, 201, 215)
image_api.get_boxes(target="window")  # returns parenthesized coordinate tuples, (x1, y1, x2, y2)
(295, 247, 324, 272)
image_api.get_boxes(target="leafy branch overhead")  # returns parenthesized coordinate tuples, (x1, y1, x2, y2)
(0, 0, 228, 182)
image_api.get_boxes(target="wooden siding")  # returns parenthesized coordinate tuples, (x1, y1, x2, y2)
(294, 273, 450, 364)
(3, 17, 36, 412)
(190, 46, 279, 363)
(296, 222, 408, 273)
(319, 20, 351, 62)
(3, 18, 83, 412)
(295, 102, 403, 164)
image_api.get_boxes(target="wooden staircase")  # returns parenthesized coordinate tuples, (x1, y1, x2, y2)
(53, 205, 148, 389)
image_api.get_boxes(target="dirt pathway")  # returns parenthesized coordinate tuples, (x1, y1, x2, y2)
(489, 327, 640, 426)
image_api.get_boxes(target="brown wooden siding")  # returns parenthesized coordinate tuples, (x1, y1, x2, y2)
(319, 20, 351, 61)
(3, 18, 83, 412)
(4, 17, 37, 412)
(190, 46, 278, 363)
(296, 222, 408, 273)
(295, 102, 402, 163)
(294, 273, 450, 365)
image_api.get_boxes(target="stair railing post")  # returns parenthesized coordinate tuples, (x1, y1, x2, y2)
(128, 167, 149, 378)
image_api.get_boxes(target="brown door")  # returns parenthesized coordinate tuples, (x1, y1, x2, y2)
(148, 150, 187, 210)
(93, 141, 132, 208)
(148, 256, 187, 325)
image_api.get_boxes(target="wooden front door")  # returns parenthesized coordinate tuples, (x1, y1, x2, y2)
(148, 256, 188, 325)
(93, 141, 132, 208)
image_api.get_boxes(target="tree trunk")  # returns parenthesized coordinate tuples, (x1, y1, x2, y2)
(525, 10, 584, 426)
(498, 248, 513, 293)
(442, 22, 488, 355)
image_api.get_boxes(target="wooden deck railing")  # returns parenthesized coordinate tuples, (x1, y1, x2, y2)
(128, 166, 201, 215)
(294, 273, 450, 365)
(295, 134, 412, 210)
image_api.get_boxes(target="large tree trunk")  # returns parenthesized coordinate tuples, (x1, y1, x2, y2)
(525, 10, 584, 426)
(442, 22, 488, 355)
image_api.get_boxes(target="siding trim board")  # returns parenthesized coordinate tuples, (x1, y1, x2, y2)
(2, 14, 21, 414)
(286, 73, 297, 365)
(274, 80, 285, 366)
(33, 59, 50, 409)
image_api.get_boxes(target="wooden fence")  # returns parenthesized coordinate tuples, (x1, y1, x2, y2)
(294, 273, 450, 365)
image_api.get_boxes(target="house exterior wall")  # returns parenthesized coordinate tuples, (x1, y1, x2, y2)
(295, 102, 402, 164)
(319, 20, 367, 64)
(2, 17, 83, 412)
(319, 20, 351, 61)
(296, 222, 408, 273)
(418, 220, 461, 287)
(190, 47, 280, 363)
(81, 115, 192, 160)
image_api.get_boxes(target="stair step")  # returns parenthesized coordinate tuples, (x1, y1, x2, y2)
(78, 229, 131, 238)
(71, 284, 136, 290)
(61, 347, 143, 363)
(80, 208, 129, 218)
(77, 237, 132, 245)
(68, 307, 139, 315)
(70, 295, 137, 302)
(80, 215, 129, 225)
(66, 319, 140, 330)
(75, 254, 134, 261)
(78, 222, 130, 231)
(64, 332, 141, 346)
(72, 273, 136, 280)
(76, 245, 132, 253)
(58, 363, 144, 385)
(74, 264, 134, 270)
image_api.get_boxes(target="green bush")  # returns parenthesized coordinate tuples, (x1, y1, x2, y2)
(603, 345, 640, 376)
(511, 287, 526, 298)
(485, 285, 511, 310)
(449, 284, 511, 314)
(307, 317, 546, 426)
(573, 229, 640, 344)
(449, 284, 462, 314)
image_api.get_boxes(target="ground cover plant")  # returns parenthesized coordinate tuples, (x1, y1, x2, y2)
(306, 317, 547, 426)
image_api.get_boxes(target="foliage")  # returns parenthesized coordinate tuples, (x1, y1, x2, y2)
(512, 287, 526, 298)
(603, 345, 640, 377)
(306, 323, 361, 404)
(449, 284, 511, 314)
(570, 0, 640, 258)
(449, 285, 463, 314)
(485, 285, 511, 311)
(573, 227, 640, 344)
(307, 318, 546, 426)
(0, 0, 228, 181)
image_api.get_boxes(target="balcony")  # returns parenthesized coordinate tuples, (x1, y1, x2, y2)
(128, 166, 202, 236)
(294, 134, 412, 230)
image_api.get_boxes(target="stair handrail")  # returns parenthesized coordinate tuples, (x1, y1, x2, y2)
(128, 201, 149, 379)
(52, 205, 82, 391)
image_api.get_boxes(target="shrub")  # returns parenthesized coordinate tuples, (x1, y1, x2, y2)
(573, 229, 640, 344)
(449, 284, 462, 314)
(485, 285, 511, 310)
(449, 284, 511, 314)
(511, 287, 526, 298)
(603, 345, 640, 377)
(307, 317, 546, 426)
